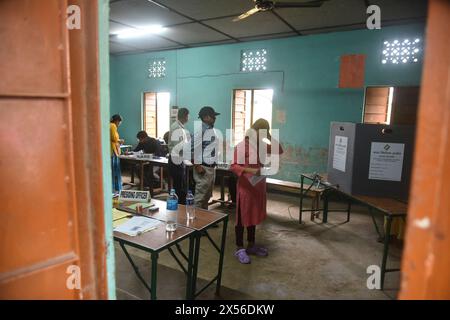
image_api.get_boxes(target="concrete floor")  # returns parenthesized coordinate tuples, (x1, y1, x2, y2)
(115, 175, 403, 300)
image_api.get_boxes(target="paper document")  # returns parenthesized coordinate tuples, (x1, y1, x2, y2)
(333, 135, 348, 172)
(248, 175, 266, 187)
(368, 142, 405, 181)
(113, 217, 131, 228)
(113, 208, 131, 221)
(114, 216, 162, 236)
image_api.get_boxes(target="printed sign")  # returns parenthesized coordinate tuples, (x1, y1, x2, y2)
(136, 153, 153, 160)
(333, 135, 348, 172)
(171, 106, 179, 118)
(119, 190, 151, 202)
(368, 142, 405, 181)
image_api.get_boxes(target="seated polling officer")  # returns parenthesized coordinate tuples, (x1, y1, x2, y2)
(134, 131, 162, 191)
(134, 130, 161, 154)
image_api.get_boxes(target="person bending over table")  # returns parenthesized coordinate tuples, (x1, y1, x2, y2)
(134, 131, 162, 193)
(230, 119, 283, 264)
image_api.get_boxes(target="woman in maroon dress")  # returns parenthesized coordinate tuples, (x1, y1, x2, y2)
(230, 119, 284, 264)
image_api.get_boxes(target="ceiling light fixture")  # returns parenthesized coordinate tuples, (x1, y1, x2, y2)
(115, 25, 165, 39)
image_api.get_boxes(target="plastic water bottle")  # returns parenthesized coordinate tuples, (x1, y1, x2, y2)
(166, 189, 178, 232)
(186, 190, 195, 220)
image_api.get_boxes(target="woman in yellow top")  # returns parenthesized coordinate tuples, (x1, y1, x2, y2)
(110, 114, 124, 193)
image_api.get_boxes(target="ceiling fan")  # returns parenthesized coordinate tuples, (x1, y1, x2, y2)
(233, 0, 329, 21)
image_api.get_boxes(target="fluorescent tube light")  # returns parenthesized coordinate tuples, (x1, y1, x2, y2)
(115, 25, 165, 39)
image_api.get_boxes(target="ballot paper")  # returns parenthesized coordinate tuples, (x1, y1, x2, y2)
(248, 175, 266, 187)
(114, 216, 162, 237)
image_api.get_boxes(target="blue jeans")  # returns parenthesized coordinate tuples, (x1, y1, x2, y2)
(111, 155, 122, 193)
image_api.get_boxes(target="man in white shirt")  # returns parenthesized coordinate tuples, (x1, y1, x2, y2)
(168, 107, 190, 204)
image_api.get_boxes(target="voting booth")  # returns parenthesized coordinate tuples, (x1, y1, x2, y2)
(327, 122, 415, 200)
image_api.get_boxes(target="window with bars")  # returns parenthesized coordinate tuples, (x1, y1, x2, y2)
(148, 58, 166, 78)
(143, 92, 170, 139)
(232, 89, 273, 145)
(241, 49, 267, 72)
(381, 38, 422, 65)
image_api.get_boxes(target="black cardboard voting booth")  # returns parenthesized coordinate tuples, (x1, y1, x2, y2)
(327, 122, 415, 200)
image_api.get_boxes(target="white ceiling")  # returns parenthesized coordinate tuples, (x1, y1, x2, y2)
(109, 0, 428, 55)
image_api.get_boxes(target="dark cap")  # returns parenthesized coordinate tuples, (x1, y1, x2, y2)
(198, 106, 220, 119)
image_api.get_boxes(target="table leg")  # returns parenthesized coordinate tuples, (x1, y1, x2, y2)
(216, 218, 229, 294)
(220, 175, 225, 203)
(160, 166, 164, 191)
(299, 175, 304, 224)
(186, 234, 195, 299)
(119, 242, 152, 295)
(131, 162, 135, 184)
(347, 201, 352, 222)
(140, 163, 144, 190)
(380, 215, 392, 290)
(191, 233, 201, 298)
(149, 164, 154, 195)
(323, 191, 329, 223)
(369, 207, 383, 242)
(151, 252, 158, 300)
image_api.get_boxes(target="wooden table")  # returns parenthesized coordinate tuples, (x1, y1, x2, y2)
(115, 199, 228, 299)
(299, 173, 408, 290)
(119, 155, 170, 194)
(113, 214, 195, 300)
(210, 166, 235, 206)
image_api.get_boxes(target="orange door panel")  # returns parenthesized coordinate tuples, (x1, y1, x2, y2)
(0, 0, 107, 299)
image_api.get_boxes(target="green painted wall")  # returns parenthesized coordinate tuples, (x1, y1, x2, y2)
(110, 24, 424, 181)
(99, 0, 116, 299)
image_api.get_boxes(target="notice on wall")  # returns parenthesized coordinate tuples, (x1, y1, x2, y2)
(333, 135, 348, 172)
(368, 142, 405, 181)
(276, 110, 286, 124)
(171, 106, 178, 118)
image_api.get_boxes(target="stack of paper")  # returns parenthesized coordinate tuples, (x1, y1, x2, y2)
(114, 216, 162, 236)
(112, 208, 132, 228)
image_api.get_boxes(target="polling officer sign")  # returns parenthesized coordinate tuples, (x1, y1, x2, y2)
(368, 142, 405, 182)
(119, 190, 151, 202)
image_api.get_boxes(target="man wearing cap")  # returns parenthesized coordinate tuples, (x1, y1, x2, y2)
(191, 106, 220, 209)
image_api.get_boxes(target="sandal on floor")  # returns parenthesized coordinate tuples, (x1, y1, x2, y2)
(235, 248, 251, 264)
(246, 245, 268, 256)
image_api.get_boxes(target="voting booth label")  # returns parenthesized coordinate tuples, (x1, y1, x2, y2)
(119, 190, 150, 202)
(368, 142, 405, 181)
(333, 135, 348, 172)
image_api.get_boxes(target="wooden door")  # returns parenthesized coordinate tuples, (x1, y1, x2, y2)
(0, 0, 108, 299)
(399, 0, 450, 299)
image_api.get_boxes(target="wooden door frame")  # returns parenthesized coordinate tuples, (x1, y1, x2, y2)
(399, 0, 450, 299)
(67, 0, 109, 299)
